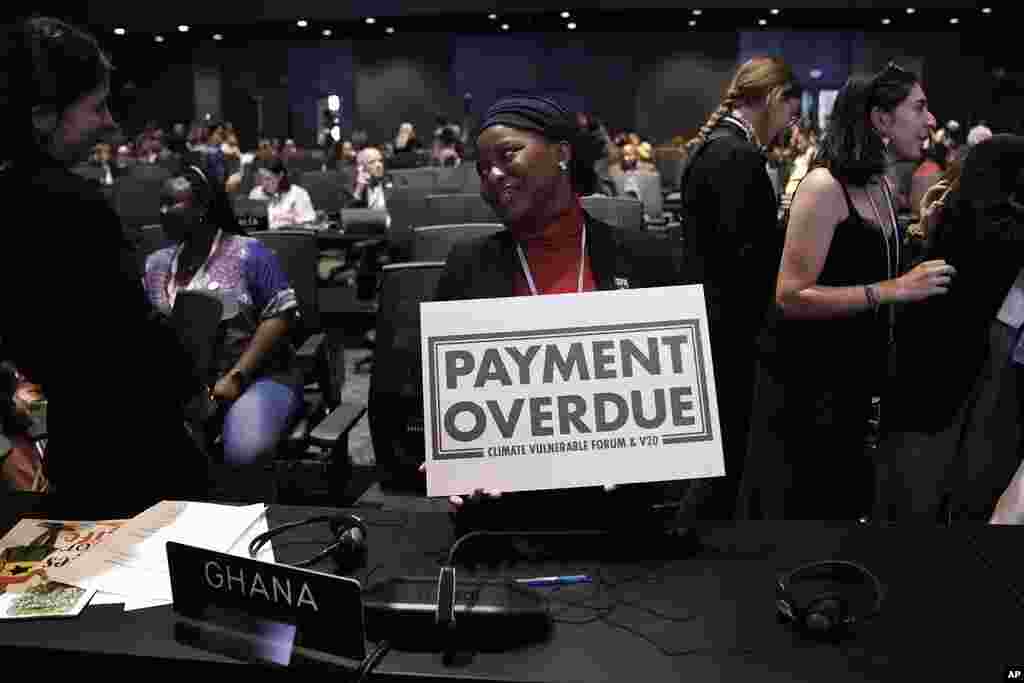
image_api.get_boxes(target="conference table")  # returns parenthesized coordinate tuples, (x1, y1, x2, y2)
(0, 494, 1020, 681)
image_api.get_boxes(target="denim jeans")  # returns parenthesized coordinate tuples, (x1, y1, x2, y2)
(222, 378, 302, 466)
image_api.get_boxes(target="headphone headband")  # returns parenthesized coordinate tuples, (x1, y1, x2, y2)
(776, 560, 884, 634)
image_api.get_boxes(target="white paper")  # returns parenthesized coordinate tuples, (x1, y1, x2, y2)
(48, 501, 266, 603)
(95, 510, 276, 612)
(421, 285, 725, 497)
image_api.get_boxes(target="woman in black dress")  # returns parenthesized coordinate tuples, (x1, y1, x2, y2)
(738, 64, 955, 520)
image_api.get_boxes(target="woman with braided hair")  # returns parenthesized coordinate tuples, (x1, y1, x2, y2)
(679, 56, 803, 520)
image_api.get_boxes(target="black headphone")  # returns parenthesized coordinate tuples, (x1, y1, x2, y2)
(248, 514, 367, 573)
(183, 164, 213, 210)
(776, 560, 883, 639)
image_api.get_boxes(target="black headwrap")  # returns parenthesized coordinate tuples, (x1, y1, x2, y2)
(478, 94, 577, 143)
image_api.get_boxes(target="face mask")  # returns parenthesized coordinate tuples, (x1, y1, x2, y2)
(160, 208, 203, 241)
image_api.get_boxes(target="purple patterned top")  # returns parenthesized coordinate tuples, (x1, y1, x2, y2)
(143, 232, 302, 388)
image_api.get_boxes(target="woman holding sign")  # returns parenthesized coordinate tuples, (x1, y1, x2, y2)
(739, 64, 954, 520)
(420, 94, 685, 533)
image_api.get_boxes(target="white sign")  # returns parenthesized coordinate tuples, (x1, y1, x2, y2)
(421, 285, 724, 498)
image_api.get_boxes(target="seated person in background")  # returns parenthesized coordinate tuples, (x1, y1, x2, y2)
(280, 139, 299, 163)
(89, 142, 118, 185)
(419, 94, 685, 534)
(349, 146, 389, 210)
(391, 122, 422, 169)
(436, 126, 462, 167)
(145, 165, 304, 467)
(248, 159, 317, 228)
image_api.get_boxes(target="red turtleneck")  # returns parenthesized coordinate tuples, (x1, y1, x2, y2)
(512, 196, 597, 296)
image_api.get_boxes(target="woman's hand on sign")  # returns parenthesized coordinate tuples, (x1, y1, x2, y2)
(419, 462, 502, 511)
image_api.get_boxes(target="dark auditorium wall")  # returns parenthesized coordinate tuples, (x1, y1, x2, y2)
(633, 33, 740, 144)
(288, 46, 357, 147)
(452, 34, 638, 140)
(352, 35, 459, 150)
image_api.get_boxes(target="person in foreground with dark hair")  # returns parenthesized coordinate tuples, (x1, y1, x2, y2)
(0, 16, 207, 518)
(738, 64, 954, 520)
(883, 135, 1024, 523)
(418, 94, 685, 533)
(144, 166, 303, 470)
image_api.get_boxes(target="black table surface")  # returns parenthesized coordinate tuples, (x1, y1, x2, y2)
(0, 495, 1021, 681)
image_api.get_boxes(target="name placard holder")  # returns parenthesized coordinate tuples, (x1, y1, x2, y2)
(167, 541, 366, 663)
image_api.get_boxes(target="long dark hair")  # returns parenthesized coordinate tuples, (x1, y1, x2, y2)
(816, 63, 919, 186)
(1, 16, 114, 169)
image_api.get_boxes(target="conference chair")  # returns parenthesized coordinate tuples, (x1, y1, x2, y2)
(111, 175, 165, 232)
(247, 230, 365, 473)
(135, 224, 174, 272)
(580, 195, 645, 232)
(654, 147, 687, 194)
(384, 187, 432, 261)
(390, 168, 439, 193)
(299, 170, 352, 218)
(612, 172, 665, 224)
(435, 164, 482, 194)
(423, 193, 498, 224)
(411, 223, 505, 262)
(368, 261, 447, 490)
(170, 290, 225, 462)
(287, 154, 325, 176)
(71, 163, 104, 185)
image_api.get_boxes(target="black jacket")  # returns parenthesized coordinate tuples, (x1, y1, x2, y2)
(682, 120, 783, 346)
(435, 212, 681, 301)
(888, 202, 1024, 432)
(1, 155, 207, 518)
(432, 212, 687, 533)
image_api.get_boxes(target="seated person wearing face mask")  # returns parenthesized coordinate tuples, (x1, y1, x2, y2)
(248, 158, 317, 229)
(146, 165, 304, 469)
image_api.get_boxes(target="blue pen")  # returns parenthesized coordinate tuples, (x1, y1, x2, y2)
(516, 574, 592, 587)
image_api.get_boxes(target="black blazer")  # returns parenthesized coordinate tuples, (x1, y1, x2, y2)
(682, 120, 782, 345)
(432, 211, 687, 533)
(435, 211, 682, 302)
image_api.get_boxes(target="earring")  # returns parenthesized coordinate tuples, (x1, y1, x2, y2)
(558, 160, 569, 172)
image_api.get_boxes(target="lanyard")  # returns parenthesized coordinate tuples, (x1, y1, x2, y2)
(167, 229, 223, 309)
(515, 225, 587, 296)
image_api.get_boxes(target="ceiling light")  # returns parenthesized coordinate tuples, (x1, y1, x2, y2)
(386, 27, 395, 34)
(689, 20, 697, 27)
(154, 35, 164, 43)
(114, 27, 126, 35)
(501, 23, 510, 30)
(561, 11, 570, 18)
(213, 33, 223, 40)
(882, 18, 891, 25)
(366, 17, 376, 24)
(758, 19, 767, 26)
(488, 13, 497, 20)
(322, 29, 332, 36)
(692, 9, 702, 15)
(906, 7, 916, 14)
(949, 17, 959, 24)
(297, 19, 308, 27)
(982, 7, 992, 13)
(567, 22, 576, 30)
(178, 25, 189, 32)
(770, 8, 780, 15)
